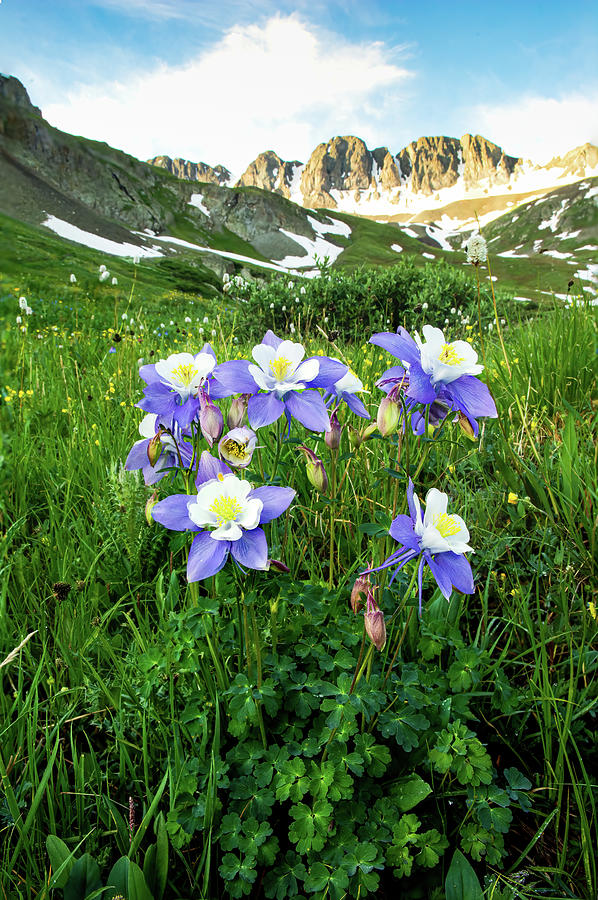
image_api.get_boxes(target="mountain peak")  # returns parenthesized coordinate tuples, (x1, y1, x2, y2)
(0, 73, 42, 116)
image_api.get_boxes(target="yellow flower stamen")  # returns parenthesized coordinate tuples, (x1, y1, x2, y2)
(439, 343, 465, 366)
(221, 438, 248, 459)
(434, 513, 461, 538)
(269, 356, 293, 380)
(210, 494, 242, 525)
(171, 363, 198, 385)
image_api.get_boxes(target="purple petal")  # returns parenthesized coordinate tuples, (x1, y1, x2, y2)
(250, 486, 296, 523)
(248, 392, 285, 429)
(343, 392, 370, 419)
(201, 343, 217, 363)
(425, 552, 454, 600)
(152, 494, 199, 531)
(211, 360, 256, 397)
(231, 527, 269, 570)
(261, 330, 283, 350)
(187, 532, 230, 581)
(306, 357, 348, 389)
(443, 376, 497, 419)
(174, 398, 200, 428)
(139, 363, 161, 384)
(406, 479, 417, 521)
(125, 439, 150, 470)
(405, 363, 437, 405)
(376, 365, 408, 393)
(431, 551, 475, 595)
(285, 390, 331, 432)
(417, 555, 425, 616)
(196, 451, 232, 487)
(389, 514, 420, 551)
(369, 328, 420, 366)
(137, 384, 176, 417)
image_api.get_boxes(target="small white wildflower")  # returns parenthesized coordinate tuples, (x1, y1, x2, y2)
(160, 323, 165, 328)
(133, 255, 140, 265)
(16, 315, 22, 324)
(287, 280, 294, 289)
(25, 306, 33, 315)
(138, 357, 144, 365)
(300, 286, 306, 295)
(444, 317, 449, 324)
(99, 270, 110, 282)
(69, 274, 77, 283)
(500, 318, 506, 325)
(99, 265, 107, 273)
(211, 329, 217, 336)
(18, 297, 27, 309)
(233, 336, 239, 343)
(466, 232, 487, 265)
(422, 302, 429, 310)
(203, 316, 209, 324)
(282, 305, 286, 312)
(295, 297, 300, 304)
(324, 317, 329, 323)
(111, 276, 118, 285)
(121, 313, 128, 320)
(139, 324, 144, 330)
(185, 316, 192, 323)
(223, 273, 230, 284)
(487, 322, 493, 332)
(234, 275, 244, 287)
(199, 327, 204, 334)
(290, 323, 296, 333)
(450, 307, 456, 315)
(223, 282, 231, 293)
(169, 320, 174, 326)
(269, 303, 274, 309)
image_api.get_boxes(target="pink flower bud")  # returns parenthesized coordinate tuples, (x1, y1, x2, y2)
(325, 409, 342, 451)
(199, 396, 224, 447)
(350, 574, 369, 614)
(267, 558, 291, 573)
(145, 492, 159, 525)
(227, 393, 250, 429)
(364, 596, 386, 651)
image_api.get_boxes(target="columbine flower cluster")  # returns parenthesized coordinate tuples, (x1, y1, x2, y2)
(126, 330, 371, 581)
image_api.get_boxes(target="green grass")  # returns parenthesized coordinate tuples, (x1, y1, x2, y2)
(0, 263, 596, 899)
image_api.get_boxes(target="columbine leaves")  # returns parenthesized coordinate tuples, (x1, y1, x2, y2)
(289, 800, 333, 854)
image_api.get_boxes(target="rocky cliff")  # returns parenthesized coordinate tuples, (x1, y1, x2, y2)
(235, 150, 302, 197)
(148, 155, 231, 185)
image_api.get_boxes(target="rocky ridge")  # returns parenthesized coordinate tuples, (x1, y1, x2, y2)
(148, 155, 231, 186)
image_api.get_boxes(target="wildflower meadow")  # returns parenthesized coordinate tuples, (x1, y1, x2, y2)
(0, 249, 596, 900)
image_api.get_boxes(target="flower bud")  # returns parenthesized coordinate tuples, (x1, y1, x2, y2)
(145, 492, 159, 525)
(377, 395, 400, 437)
(199, 397, 224, 447)
(325, 409, 342, 451)
(227, 393, 249, 429)
(147, 432, 163, 467)
(350, 575, 369, 614)
(267, 558, 291, 573)
(298, 446, 328, 493)
(457, 411, 476, 441)
(218, 426, 257, 468)
(364, 597, 386, 651)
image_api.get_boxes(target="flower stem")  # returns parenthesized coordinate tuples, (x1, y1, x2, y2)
(328, 452, 337, 588)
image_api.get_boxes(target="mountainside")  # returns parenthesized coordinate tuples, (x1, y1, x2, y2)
(151, 131, 598, 223)
(148, 155, 231, 186)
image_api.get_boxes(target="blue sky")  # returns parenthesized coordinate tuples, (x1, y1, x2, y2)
(1, 0, 597, 170)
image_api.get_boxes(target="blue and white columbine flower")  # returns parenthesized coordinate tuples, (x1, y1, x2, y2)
(325, 369, 370, 419)
(370, 324, 496, 436)
(212, 330, 348, 432)
(151, 452, 295, 581)
(125, 413, 193, 484)
(367, 480, 474, 614)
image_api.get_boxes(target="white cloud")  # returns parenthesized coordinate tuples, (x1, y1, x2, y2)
(471, 92, 598, 163)
(42, 14, 412, 173)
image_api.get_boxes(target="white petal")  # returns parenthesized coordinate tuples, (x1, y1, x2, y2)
(248, 363, 274, 391)
(139, 413, 158, 438)
(335, 370, 363, 394)
(412, 491, 425, 536)
(277, 340, 305, 369)
(193, 351, 217, 379)
(237, 498, 263, 531)
(293, 358, 319, 384)
(252, 343, 276, 371)
(423, 489, 448, 529)
(419, 525, 452, 554)
(211, 521, 243, 541)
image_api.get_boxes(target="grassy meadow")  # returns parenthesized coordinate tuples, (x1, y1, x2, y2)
(0, 255, 596, 900)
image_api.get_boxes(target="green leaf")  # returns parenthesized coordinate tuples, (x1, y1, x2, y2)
(392, 774, 432, 812)
(46, 835, 74, 889)
(303, 861, 329, 892)
(64, 854, 102, 900)
(106, 857, 153, 900)
(445, 849, 483, 900)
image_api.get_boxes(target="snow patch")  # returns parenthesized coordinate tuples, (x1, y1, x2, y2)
(391, 243, 403, 253)
(422, 252, 435, 259)
(288, 163, 305, 205)
(150, 234, 299, 274)
(274, 227, 346, 269)
(308, 214, 352, 238)
(575, 244, 598, 251)
(542, 250, 573, 259)
(43, 215, 164, 258)
(585, 186, 598, 199)
(189, 193, 210, 217)
(401, 227, 418, 237)
(497, 250, 529, 258)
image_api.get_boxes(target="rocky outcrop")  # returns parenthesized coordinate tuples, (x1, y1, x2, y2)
(546, 143, 598, 177)
(236, 151, 303, 198)
(396, 136, 462, 194)
(459, 134, 519, 188)
(148, 155, 231, 185)
(298, 136, 401, 207)
(0, 74, 41, 117)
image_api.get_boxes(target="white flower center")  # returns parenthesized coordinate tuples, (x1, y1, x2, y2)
(188, 473, 262, 541)
(415, 325, 483, 385)
(248, 340, 319, 398)
(155, 352, 215, 401)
